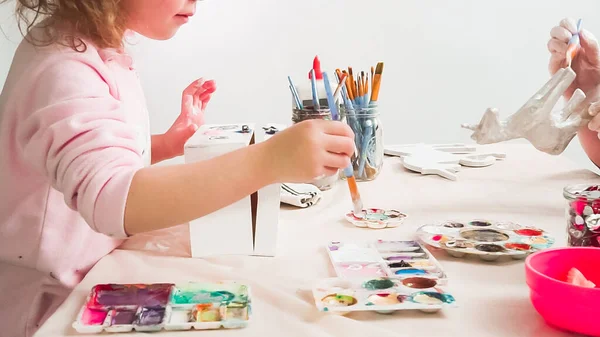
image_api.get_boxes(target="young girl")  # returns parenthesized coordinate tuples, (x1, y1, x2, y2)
(547, 18, 600, 166)
(0, 1, 355, 336)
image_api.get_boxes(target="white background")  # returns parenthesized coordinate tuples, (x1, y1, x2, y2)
(1, 0, 600, 170)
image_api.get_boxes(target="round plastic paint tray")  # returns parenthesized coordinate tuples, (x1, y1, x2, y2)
(417, 220, 555, 261)
(313, 240, 456, 315)
(345, 208, 407, 229)
(72, 282, 251, 334)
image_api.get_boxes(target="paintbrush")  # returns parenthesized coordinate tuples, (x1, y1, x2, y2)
(343, 71, 355, 101)
(370, 62, 384, 105)
(322, 72, 339, 120)
(348, 67, 356, 100)
(343, 165, 364, 215)
(365, 74, 371, 105)
(566, 19, 583, 67)
(333, 72, 348, 104)
(310, 69, 320, 109)
(370, 66, 374, 87)
(357, 119, 373, 178)
(287, 76, 303, 110)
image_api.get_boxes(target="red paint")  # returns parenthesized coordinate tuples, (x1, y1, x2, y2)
(505, 243, 531, 251)
(376, 293, 390, 297)
(515, 228, 543, 237)
(432, 235, 442, 241)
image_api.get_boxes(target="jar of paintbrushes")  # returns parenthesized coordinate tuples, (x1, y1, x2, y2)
(337, 62, 385, 181)
(341, 106, 383, 181)
(287, 57, 385, 187)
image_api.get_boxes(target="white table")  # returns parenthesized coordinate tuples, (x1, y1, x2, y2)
(36, 144, 597, 337)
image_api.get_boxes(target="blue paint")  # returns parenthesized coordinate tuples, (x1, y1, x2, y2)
(395, 268, 426, 276)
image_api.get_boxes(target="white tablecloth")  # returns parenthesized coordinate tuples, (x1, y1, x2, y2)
(35, 144, 598, 337)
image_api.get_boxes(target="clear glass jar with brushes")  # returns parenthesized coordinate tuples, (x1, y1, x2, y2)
(339, 105, 384, 181)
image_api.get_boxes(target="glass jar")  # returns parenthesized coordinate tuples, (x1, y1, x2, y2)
(339, 106, 384, 181)
(291, 107, 338, 190)
(564, 184, 600, 247)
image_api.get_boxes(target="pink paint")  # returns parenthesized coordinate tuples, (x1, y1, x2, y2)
(337, 263, 387, 278)
(432, 235, 442, 241)
(81, 307, 107, 326)
(525, 247, 600, 336)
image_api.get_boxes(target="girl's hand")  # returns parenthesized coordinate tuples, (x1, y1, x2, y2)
(262, 120, 355, 183)
(163, 79, 217, 157)
(548, 18, 600, 101)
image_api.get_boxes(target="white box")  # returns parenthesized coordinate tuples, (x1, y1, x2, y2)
(184, 123, 281, 257)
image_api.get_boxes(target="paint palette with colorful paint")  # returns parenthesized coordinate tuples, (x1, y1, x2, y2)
(315, 240, 455, 314)
(417, 220, 555, 261)
(316, 240, 455, 314)
(313, 276, 456, 315)
(345, 208, 407, 229)
(327, 240, 447, 280)
(72, 282, 251, 334)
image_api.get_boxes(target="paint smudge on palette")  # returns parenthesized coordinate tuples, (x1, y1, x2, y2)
(336, 262, 389, 279)
(72, 282, 251, 334)
(416, 220, 555, 261)
(345, 208, 407, 229)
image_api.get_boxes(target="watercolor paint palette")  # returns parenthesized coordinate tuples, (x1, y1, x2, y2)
(72, 282, 251, 334)
(327, 240, 447, 280)
(345, 208, 407, 229)
(417, 220, 555, 261)
(313, 240, 455, 314)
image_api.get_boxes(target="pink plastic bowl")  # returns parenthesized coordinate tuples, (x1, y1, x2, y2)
(525, 247, 600, 336)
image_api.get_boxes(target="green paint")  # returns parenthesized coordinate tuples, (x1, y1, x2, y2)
(169, 282, 248, 306)
(171, 289, 234, 305)
(362, 278, 394, 290)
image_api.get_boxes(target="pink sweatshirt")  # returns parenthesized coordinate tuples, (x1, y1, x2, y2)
(0, 32, 151, 336)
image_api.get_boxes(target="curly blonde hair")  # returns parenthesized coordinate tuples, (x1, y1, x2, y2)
(1, 0, 128, 52)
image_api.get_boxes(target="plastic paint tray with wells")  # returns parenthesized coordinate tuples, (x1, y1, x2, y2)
(416, 220, 555, 261)
(72, 282, 251, 334)
(312, 240, 456, 314)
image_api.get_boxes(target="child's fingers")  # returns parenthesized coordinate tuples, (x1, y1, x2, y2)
(201, 93, 213, 110)
(580, 29, 600, 66)
(322, 167, 339, 177)
(323, 152, 351, 169)
(183, 78, 205, 97)
(550, 26, 572, 43)
(589, 101, 600, 117)
(559, 18, 578, 34)
(588, 114, 600, 131)
(321, 120, 355, 138)
(324, 135, 355, 157)
(548, 38, 568, 54)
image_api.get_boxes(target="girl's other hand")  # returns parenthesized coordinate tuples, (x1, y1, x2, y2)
(262, 120, 355, 183)
(164, 78, 217, 157)
(548, 18, 600, 100)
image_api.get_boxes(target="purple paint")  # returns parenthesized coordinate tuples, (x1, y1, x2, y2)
(135, 307, 165, 326)
(111, 310, 136, 325)
(91, 284, 172, 309)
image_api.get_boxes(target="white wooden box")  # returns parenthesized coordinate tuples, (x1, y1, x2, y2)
(184, 123, 281, 257)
